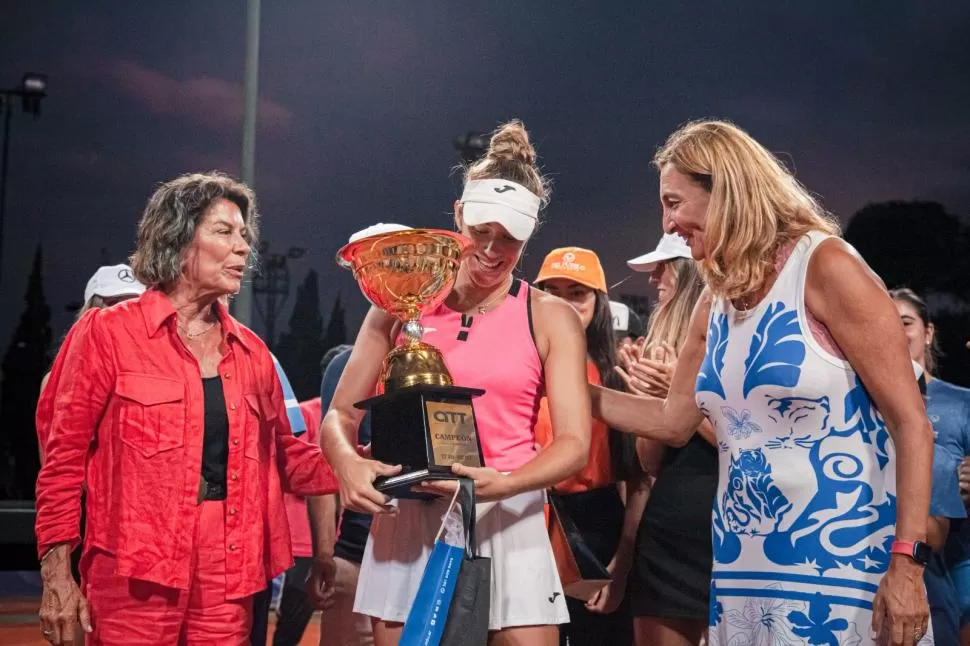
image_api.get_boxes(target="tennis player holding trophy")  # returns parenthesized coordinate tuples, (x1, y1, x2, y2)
(309, 121, 592, 645)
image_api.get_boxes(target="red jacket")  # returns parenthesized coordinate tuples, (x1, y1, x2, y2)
(35, 289, 338, 599)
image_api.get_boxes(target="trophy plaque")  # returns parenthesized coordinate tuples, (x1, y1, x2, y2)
(337, 229, 486, 498)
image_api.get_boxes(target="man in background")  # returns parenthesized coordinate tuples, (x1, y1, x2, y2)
(307, 344, 375, 646)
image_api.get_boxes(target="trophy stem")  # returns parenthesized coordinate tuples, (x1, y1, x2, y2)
(401, 318, 425, 345)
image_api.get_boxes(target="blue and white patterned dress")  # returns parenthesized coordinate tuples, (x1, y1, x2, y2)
(698, 231, 933, 646)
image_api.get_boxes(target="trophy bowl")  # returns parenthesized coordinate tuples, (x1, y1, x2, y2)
(337, 228, 486, 497)
(337, 228, 472, 393)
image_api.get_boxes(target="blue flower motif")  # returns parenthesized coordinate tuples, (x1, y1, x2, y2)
(697, 312, 729, 398)
(742, 302, 806, 398)
(788, 593, 850, 646)
(722, 406, 763, 439)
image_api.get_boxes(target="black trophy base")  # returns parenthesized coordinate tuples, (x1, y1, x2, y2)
(354, 383, 485, 499)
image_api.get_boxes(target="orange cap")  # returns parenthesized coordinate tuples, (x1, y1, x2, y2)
(534, 246, 608, 293)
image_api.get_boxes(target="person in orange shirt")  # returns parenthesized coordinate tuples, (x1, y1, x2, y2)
(534, 246, 650, 645)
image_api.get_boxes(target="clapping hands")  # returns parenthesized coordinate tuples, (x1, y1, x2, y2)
(616, 341, 678, 399)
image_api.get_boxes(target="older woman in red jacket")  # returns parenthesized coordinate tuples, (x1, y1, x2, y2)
(34, 172, 337, 646)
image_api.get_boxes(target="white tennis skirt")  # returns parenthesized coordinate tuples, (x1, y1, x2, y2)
(353, 488, 570, 631)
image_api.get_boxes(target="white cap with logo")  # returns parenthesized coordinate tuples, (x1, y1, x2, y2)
(84, 264, 146, 303)
(627, 233, 693, 272)
(460, 179, 541, 241)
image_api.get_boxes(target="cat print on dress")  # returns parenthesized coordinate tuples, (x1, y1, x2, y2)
(697, 232, 926, 646)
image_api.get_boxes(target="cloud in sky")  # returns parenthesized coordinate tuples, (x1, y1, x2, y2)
(2, 0, 969, 347)
(103, 59, 294, 134)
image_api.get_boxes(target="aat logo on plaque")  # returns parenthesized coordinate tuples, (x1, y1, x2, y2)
(425, 401, 482, 467)
(337, 228, 486, 498)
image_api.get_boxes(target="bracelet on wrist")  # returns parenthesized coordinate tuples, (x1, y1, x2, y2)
(39, 542, 73, 567)
(39, 546, 60, 566)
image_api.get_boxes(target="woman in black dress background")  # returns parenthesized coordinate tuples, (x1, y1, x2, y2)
(617, 235, 716, 646)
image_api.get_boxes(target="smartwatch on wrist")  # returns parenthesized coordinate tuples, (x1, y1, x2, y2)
(890, 539, 932, 566)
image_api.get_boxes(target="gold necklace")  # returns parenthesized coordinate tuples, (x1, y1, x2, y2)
(735, 284, 765, 312)
(471, 276, 513, 315)
(179, 321, 217, 340)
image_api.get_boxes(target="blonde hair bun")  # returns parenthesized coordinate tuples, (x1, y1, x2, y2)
(464, 119, 550, 204)
(487, 120, 537, 166)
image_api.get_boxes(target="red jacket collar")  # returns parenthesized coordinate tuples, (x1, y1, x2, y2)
(140, 288, 254, 352)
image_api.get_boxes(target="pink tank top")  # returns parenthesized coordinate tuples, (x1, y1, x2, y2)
(410, 279, 543, 472)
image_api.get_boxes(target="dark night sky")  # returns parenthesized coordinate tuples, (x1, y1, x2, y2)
(2, 1, 968, 346)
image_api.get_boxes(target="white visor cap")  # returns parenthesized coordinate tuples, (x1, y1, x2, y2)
(460, 179, 541, 242)
(627, 233, 693, 272)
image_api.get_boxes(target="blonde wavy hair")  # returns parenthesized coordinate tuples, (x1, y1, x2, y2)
(653, 120, 840, 300)
(641, 258, 706, 355)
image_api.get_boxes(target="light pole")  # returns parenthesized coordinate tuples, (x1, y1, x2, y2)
(251, 243, 304, 350)
(232, 0, 261, 327)
(0, 73, 47, 285)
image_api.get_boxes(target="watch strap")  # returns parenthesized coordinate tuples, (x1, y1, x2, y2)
(890, 539, 929, 565)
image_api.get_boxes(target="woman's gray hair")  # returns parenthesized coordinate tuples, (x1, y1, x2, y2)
(129, 171, 259, 287)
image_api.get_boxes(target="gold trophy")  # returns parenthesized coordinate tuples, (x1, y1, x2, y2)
(337, 228, 486, 497)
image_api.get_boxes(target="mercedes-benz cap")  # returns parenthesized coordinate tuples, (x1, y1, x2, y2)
(84, 264, 145, 303)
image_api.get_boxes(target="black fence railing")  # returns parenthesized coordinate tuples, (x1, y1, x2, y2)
(0, 501, 38, 571)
